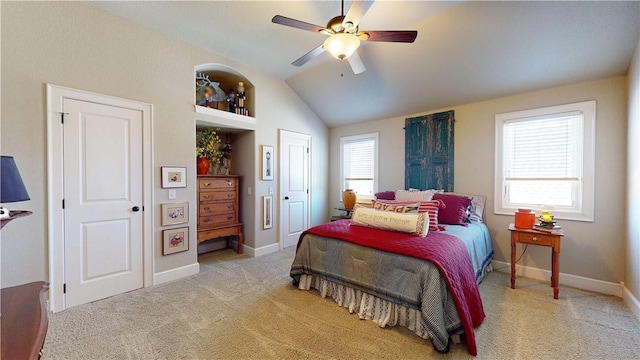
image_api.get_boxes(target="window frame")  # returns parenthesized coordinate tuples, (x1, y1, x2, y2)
(339, 132, 379, 203)
(494, 100, 596, 222)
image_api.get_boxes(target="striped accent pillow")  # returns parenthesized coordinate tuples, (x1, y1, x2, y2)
(417, 199, 446, 231)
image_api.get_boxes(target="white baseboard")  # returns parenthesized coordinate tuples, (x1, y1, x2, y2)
(492, 260, 622, 297)
(622, 282, 640, 322)
(153, 262, 200, 285)
(239, 242, 280, 257)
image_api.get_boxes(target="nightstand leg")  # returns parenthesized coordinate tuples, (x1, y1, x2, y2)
(510, 236, 516, 289)
(552, 249, 559, 299)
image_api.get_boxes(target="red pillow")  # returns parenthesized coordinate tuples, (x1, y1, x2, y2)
(432, 193, 472, 226)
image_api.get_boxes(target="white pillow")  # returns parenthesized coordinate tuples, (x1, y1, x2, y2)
(395, 189, 438, 202)
(350, 205, 428, 237)
(453, 193, 487, 223)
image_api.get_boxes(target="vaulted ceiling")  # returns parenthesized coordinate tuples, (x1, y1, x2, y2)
(95, 1, 640, 127)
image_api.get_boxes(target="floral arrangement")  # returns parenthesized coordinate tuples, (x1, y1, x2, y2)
(196, 128, 222, 165)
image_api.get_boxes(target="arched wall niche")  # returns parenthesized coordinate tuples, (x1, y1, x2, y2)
(195, 63, 255, 119)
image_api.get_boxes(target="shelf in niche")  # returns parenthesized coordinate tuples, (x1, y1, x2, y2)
(195, 105, 256, 131)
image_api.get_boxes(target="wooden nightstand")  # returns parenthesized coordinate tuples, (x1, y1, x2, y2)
(509, 224, 564, 299)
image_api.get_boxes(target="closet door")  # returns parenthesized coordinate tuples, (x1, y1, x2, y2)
(405, 110, 455, 191)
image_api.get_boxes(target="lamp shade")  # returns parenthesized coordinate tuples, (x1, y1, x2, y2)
(1, 156, 30, 203)
(323, 33, 360, 60)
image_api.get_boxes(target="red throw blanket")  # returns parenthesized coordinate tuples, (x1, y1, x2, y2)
(301, 220, 485, 356)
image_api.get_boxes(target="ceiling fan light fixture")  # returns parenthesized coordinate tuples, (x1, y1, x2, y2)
(323, 33, 360, 60)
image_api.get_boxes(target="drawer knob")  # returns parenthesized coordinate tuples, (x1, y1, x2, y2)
(204, 195, 210, 199)
(227, 194, 233, 198)
(204, 207, 210, 211)
(532, 236, 538, 241)
(227, 205, 233, 209)
(227, 216, 233, 220)
(203, 219, 210, 223)
(203, 182, 210, 186)
(226, 181, 233, 186)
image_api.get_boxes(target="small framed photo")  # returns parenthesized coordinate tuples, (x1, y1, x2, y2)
(263, 195, 273, 230)
(163, 227, 189, 255)
(261, 145, 274, 181)
(161, 167, 187, 188)
(161, 202, 189, 226)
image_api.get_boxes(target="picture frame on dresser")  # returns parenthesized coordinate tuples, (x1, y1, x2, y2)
(163, 227, 189, 255)
(161, 202, 189, 226)
(261, 145, 274, 180)
(161, 166, 187, 188)
(263, 195, 273, 229)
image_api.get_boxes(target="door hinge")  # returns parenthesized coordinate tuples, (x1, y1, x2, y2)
(63, 283, 66, 294)
(59, 112, 68, 124)
(307, 148, 309, 153)
(307, 189, 309, 194)
(62, 199, 65, 209)
(142, 206, 145, 211)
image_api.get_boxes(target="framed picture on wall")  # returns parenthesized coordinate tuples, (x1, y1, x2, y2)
(261, 145, 274, 180)
(163, 227, 189, 255)
(263, 195, 273, 230)
(161, 167, 187, 188)
(161, 202, 189, 226)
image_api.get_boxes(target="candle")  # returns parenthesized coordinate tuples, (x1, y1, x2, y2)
(541, 211, 553, 223)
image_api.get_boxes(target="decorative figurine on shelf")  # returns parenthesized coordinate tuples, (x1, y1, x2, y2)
(237, 81, 245, 109)
(220, 135, 233, 176)
(195, 73, 227, 108)
(227, 88, 236, 113)
(201, 86, 214, 108)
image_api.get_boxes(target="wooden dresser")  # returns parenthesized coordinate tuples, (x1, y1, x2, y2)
(1, 281, 49, 359)
(197, 175, 243, 254)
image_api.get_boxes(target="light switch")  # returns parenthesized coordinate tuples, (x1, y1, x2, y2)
(247, 187, 252, 195)
(268, 186, 273, 195)
(169, 189, 176, 200)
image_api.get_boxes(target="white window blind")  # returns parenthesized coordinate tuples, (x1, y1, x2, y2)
(504, 112, 583, 207)
(340, 133, 378, 199)
(494, 100, 595, 222)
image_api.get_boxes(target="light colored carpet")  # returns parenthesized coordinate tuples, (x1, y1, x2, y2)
(42, 247, 640, 360)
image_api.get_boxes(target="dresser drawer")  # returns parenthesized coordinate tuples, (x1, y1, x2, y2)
(514, 231, 553, 246)
(199, 191, 236, 202)
(199, 178, 237, 190)
(200, 202, 235, 216)
(199, 213, 237, 227)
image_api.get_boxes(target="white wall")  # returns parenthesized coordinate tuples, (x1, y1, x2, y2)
(0, 2, 328, 287)
(626, 38, 640, 302)
(330, 76, 628, 284)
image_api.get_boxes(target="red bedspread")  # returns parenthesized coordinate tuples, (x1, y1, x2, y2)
(301, 220, 485, 356)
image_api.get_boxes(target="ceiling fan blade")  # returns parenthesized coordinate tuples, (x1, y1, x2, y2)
(361, 30, 418, 43)
(272, 15, 326, 33)
(343, 0, 374, 30)
(292, 45, 326, 67)
(347, 51, 366, 74)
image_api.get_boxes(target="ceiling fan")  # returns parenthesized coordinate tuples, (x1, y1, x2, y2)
(272, 0, 417, 74)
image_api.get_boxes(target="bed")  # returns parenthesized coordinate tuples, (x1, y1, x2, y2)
(290, 202, 493, 356)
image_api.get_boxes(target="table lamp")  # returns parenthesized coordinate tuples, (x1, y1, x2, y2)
(1, 155, 31, 226)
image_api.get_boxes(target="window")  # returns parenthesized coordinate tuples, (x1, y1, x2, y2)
(340, 133, 378, 201)
(495, 101, 595, 221)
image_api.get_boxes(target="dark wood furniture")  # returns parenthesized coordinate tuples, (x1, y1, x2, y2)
(197, 175, 243, 254)
(509, 224, 564, 299)
(1, 281, 49, 359)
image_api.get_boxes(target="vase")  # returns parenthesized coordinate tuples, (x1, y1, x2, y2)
(342, 189, 356, 210)
(197, 157, 210, 175)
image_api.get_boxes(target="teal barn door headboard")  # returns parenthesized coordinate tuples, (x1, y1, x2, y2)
(405, 110, 455, 191)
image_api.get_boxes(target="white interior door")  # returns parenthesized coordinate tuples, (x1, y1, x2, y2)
(63, 98, 144, 308)
(280, 130, 311, 248)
